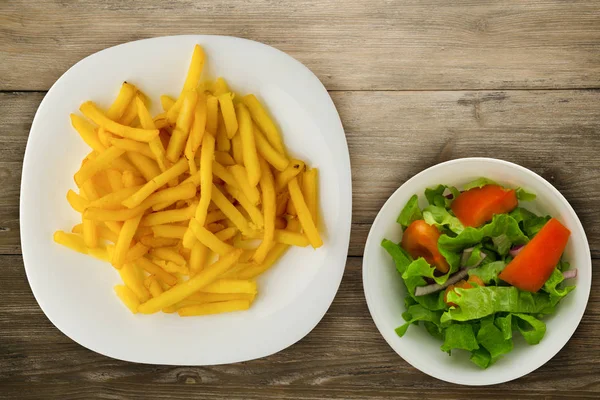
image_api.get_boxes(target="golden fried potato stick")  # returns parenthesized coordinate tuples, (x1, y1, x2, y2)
(106, 169, 124, 192)
(216, 113, 231, 152)
(288, 177, 322, 248)
(122, 170, 146, 188)
(190, 219, 234, 255)
(212, 161, 239, 189)
(84, 205, 146, 221)
(178, 299, 251, 316)
(150, 247, 186, 266)
(127, 152, 161, 181)
(228, 164, 260, 205)
(274, 229, 310, 247)
(80, 101, 159, 142)
(213, 77, 229, 96)
(166, 44, 206, 124)
(210, 184, 253, 236)
(186, 292, 254, 303)
(275, 159, 305, 192)
(205, 95, 219, 135)
(119, 263, 150, 302)
(119, 97, 138, 126)
(82, 218, 98, 248)
(253, 157, 276, 263)
(70, 114, 105, 152)
(74, 146, 126, 186)
(160, 95, 176, 112)
(114, 285, 140, 313)
(236, 243, 289, 279)
(205, 210, 226, 224)
(144, 275, 164, 298)
(214, 151, 235, 166)
(303, 168, 319, 225)
(214, 227, 238, 242)
(167, 90, 198, 162)
(124, 242, 149, 264)
(135, 256, 178, 286)
(87, 185, 142, 210)
(254, 123, 289, 171)
(122, 158, 188, 208)
(201, 279, 257, 294)
(66, 190, 89, 213)
(236, 103, 261, 187)
(231, 133, 244, 165)
(107, 82, 137, 121)
(242, 94, 285, 155)
(189, 241, 209, 276)
(195, 133, 215, 225)
(109, 137, 155, 159)
(218, 93, 238, 139)
(139, 235, 179, 249)
(184, 93, 207, 165)
(151, 224, 188, 239)
(140, 201, 197, 226)
(225, 184, 264, 230)
(135, 97, 168, 172)
(137, 248, 243, 314)
(112, 214, 143, 268)
(97, 127, 113, 148)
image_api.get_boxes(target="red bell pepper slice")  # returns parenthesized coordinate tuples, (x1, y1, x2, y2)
(451, 185, 518, 227)
(401, 220, 449, 273)
(499, 218, 571, 292)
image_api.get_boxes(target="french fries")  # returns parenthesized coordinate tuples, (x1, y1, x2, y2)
(55, 44, 325, 318)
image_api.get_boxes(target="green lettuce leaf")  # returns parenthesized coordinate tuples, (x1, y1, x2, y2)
(516, 187, 536, 202)
(441, 323, 479, 353)
(424, 185, 460, 208)
(468, 261, 506, 285)
(441, 286, 554, 323)
(396, 304, 443, 337)
(513, 313, 546, 345)
(470, 348, 492, 369)
(438, 214, 528, 256)
(542, 267, 576, 306)
(494, 314, 513, 340)
(423, 205, 465, 234)
(397, 194, 422, 228)
(510, 207, 537, 225)
(509, 207, 551, 238)
(463, 178, 497, 191)
(477, 316, 514, 359)
(381, 239, 413, 275)
(424, 321, 444, 340)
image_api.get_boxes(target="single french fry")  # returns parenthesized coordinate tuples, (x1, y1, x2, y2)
(275, 159, 305, 192)
(87, 185, 142, 210)
(214, 151, 235, 166)
(82, 218, 98, 248)
(275, 192, 289, 217)
(124, 242, 149, 264)
(205, 95, 219, 135)
(189, 219, 234, 255)
(160, 95, 176, 112)
(119, 263, 150, 302)
(81, 178, 100, 200)
(127, 152, 161, 181)
(144, 275, 164, 298)
(104, 221, 123, 235)
(97, 127, 113, 148)
(75, 146, 126, 186)
(254, 157, 275, 263)
(254, 124, 289, 171)
(151, 258, 189, 275)
(211, 161, 239, 189)
(122, 170, 146, 188)
(70, 114, 105, 152)
(144, 182, 197, 207)
(231, 133, 244, 165)
(151, 224, 188, 239)
(186, 292, 254, 303)
(236, 243, 289, 279)
(139, 236, 179, 249)
(214, 227, 237, 242)
(229, 164, 260, 205)
(210, 184, 253, 236)
(274, 229, 310, 247)
(122, 158, 188, 208)
(189, 241, 209, 276)
(136, 97, 169, 172)
(66, 190, 89, 213)
(242, 94, 285, 154)
(80, 101, 159, 142)
(213, 77, 229, 96)
(135, 256, 178, 286)
(205, 209, 226, 224)
(236, 103, 261, 187)
(119, 97, 138, 126)
(232, 234, 260, 250)
(92, 171, 112, 197)
(201, 279, 257, 294)
(184, 93, 207, 162)
(206, 222, 226, 233)
(216, 112, 231, 152)
(110, 137, 155, 159)
(140, 201, 197, 226)
(195, 133, 215, 225)
(183, 45, 206, 92)
(53, 230, 88, 254)
(178, 299, 250, 316)
(112, 214, 143, 268)
(303, 168, 319, 225)
(150, 247, 186, 266)
(225, 185, 264, 229)
(137, 248, 243, 314)
(288, 177, 322, 248)
(114, 285, 140, 314)
(218, 93, 238, 139)
(106, 169, 124, 192)
(84, 204, 146, 221)
(167, 90, 198, 162)
(107, 82, 137, 121)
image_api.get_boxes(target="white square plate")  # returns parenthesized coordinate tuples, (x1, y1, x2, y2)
(20, 35, 352, 365)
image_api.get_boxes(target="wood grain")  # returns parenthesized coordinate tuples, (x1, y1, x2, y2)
(1, 0, 600, 91)
(2, 90, 599, 257)
(1, 255, 599, 399)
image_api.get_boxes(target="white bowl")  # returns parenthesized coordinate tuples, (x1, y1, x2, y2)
(362, 157, 591, 385)
(20, 35, 352, 365)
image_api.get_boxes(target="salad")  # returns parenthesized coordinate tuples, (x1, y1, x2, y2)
(381, 178, 576, 369)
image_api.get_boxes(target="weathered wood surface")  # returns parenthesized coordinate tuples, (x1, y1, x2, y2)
(2, 0, 600, 398)
(1, 0, 600, 91)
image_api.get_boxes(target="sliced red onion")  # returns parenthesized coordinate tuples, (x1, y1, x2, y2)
(460, 247, 475, 266)
(562, 269, 578, 279)
(414, 269, 469, 297)
(509, 244, 525, 257)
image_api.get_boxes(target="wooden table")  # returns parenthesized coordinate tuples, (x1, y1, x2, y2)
(1, 1, 599, 398)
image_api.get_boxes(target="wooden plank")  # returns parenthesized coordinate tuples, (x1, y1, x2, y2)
(1, 255, 599, 398)
(2, 91, 599, 257)
(1, 0, 599, 91)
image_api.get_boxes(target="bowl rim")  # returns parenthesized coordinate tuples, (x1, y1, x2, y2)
(362, 157, 592, 385)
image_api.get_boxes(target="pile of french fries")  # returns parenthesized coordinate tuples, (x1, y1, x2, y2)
(54, 44, 322, 317)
